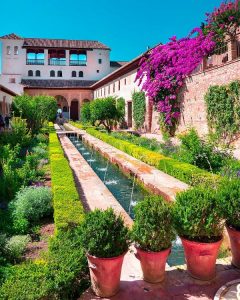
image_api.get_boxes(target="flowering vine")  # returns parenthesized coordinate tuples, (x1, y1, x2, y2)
(136, 30, 215, 133)
(136, 0, 240, 134)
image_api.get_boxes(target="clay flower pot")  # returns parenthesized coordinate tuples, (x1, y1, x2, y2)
(181, 237, 222, 281)
(87, 252, 126, 297)
(135, 247, 171, 283)
(227, 225, 240, 268)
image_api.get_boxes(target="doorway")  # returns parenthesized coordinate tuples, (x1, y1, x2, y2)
(70, 100, 79, 120)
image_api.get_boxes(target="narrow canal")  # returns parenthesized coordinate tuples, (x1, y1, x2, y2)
(69, 134, 185, 266)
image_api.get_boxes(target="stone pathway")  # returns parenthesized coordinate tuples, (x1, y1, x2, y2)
(64, 123, 188, 201)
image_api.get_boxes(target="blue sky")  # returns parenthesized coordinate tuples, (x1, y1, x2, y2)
(0, 0, 222, 70)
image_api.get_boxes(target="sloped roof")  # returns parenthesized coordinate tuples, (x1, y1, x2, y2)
(0, 33, 23, 40)
(21, 79, 97, 89)
(110, 61, 128, 68)
(0, 33, 110, 50)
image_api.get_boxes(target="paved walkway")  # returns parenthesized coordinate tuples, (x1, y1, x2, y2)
(64, 123, 188, 201)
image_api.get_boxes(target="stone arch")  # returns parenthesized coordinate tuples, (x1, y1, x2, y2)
(55, 95, 69, 119)
(70, 98, 79, 121)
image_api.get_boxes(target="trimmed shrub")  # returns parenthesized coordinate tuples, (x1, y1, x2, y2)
(49, 129, 84, 232)
(4, 235, 31, 262)
(132, 91, 146, 129)
(173, 186, 224, 242)
(84, 127, 219, 186)
(81, 102, 91, 124)
(218, 179, 240, 230)
(79, 208, 129, 258)
(10, 186, 53, 234)
(131, 196, 176, 252)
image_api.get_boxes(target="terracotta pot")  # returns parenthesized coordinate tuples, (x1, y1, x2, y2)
(181, 237, 222, 281)
(87, 252, 126, 297)
(227, 225, 240, 268)
(135, 247, 171, 283)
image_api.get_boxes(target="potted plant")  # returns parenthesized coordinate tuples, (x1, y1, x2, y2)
(79, 208, 129, 297)
(131, 196, 176, 283)
(173, 186, 224, 281)
(218, 179, 240, 268)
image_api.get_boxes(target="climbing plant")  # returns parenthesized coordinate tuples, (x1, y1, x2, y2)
(205, 80, 240, 143)
(132, 91, 146, 130)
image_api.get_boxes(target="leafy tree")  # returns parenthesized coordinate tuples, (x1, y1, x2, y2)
(12, 94, 57, 134)
(80, 102, 91, 124)
(90, 97, 119, 132)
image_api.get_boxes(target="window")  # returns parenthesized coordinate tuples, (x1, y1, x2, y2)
(79, 71, 83, 77)
(6, 46, 11, 55)
(104, 87, 105, 96)
(72, 71, 76, 77)
(28, 70, 33, 77)
(108, 85, 110, 94)
(14, 46, 19, 55)
(98, 58, 102, 64)
(57, 71, 62, 77)
(69, 50, 87, 66)
(35, 70, 41, 77)
(50, 70, 55, 77)
(118, 80, 120, 91)
(113, 83, 115, 93)
(97, 70, 99, 73)
(124, 78, 127, 85)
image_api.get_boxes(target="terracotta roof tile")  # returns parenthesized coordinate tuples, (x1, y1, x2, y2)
(21, 79, 97, 88)
(0, 33, 23, 40)
(22, 38, 110, 50)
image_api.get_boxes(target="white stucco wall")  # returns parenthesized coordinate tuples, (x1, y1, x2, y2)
(0, 37, 114, 87)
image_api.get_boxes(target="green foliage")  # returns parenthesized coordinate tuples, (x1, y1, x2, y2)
(90, 97, 119, 132)
(205, 80, 240, 144)
(132, 91, 146, 129)
(80, 102, 91, 124)
(12, 94, 57, 134)
(176, 128, 228, 172)
(0, 117, 31, 148)
(79, 208, 129, 258)
(4, 235, 31, 262)
(115, 97, 125, 123)
(218, 179, 240, 230)
(85, 128, 219, 186)
(49, 129, 84, 232)
(173, 186, 224, 242)
(131, 196, 175, 252)
(0, 262, 49, 300)
(46, 230, 89, 299)
(9, 186, 53, 234)
(0, 145, 39, 202)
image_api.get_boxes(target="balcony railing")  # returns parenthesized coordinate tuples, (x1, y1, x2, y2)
(26, 59, 44, 65)
(48, 59, 66, 66)
(69, 60, 87, 66)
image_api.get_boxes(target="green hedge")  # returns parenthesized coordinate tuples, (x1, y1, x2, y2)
(49, 129, 84, 232)
(85, 128, 219, 186)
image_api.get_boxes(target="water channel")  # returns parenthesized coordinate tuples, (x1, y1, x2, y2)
(68, 134, 185, 266)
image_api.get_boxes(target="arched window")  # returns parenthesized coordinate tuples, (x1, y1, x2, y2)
(28, 70, 33, 77)
(57, 71, 62, 77)
(50, 70, 55, 77)
(35, 70, 41, 77)
(72, 71, 76, 77)
(6, 46, 11, 55)
(14, 46, 19, 55)
(79, 71, 83, 77)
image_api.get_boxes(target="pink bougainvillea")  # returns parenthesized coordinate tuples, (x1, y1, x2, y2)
(136, 0, 240, 133)
(136, 29, 215, 130)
